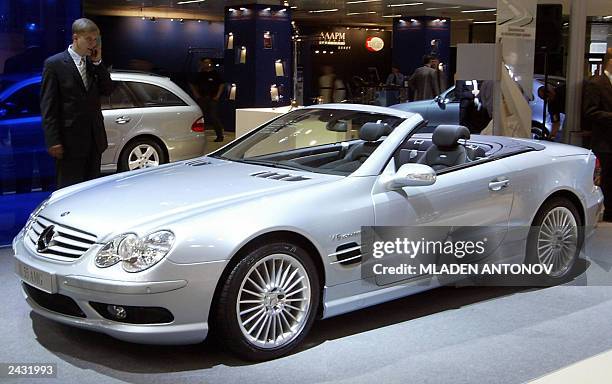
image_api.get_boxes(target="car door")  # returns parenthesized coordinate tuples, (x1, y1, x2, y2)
(101, 80, 143, 167)
(0, 80, 54, 193)
(371, 156, 514, 286)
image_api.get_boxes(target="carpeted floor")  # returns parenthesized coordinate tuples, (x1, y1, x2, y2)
(1, 224, 612, 384)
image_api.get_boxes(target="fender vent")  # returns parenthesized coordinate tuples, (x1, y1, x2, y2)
(250, 171, 310, 182)
(328, 242, 362, 266)
(185, 159, 212, 167)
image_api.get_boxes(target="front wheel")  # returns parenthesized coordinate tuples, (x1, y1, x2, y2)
(213, 242, 320, 361)
(526, 197, 583, 284)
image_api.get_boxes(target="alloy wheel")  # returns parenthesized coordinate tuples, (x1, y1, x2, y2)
(127, 144, 160, 170)
(236, 253, 311, 349)
(536, 206, 578, 277)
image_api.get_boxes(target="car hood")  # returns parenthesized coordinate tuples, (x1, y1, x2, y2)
(41, 157, 337, 239)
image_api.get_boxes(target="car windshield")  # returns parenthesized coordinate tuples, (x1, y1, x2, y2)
(213, 108, 405, 175)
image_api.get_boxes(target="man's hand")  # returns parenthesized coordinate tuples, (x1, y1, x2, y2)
(48, 144, 64, 159)
(91, 44, 102, 63)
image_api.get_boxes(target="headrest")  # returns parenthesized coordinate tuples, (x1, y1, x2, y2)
(359, 122, 392, 142)
(432, 125, 470, 147)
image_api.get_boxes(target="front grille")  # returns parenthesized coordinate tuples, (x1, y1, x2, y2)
(23, 283, 86, 318)
(25, 216, 97, 261)
(250, 171, 310, 182)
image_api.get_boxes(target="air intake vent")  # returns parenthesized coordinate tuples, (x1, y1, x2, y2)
(329, 242, 362, 266)
(185, 159, 212, 167)
(250, 171, 310, 182)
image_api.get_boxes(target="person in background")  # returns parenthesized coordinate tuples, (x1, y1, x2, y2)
(583, 49, 612, 221)
(190, 58, 225, 142)
(318, 65, 336, 103)
(385, 65, 405, 86)
(409, 55, 439, 101)
(40, 18, 113, 189)
(538, 84, 566, 141)
(430, 56, 447, 95)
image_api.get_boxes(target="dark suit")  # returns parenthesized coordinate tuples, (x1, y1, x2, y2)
(409, 66, 439, 101)
(583, 73, 612, 217)
(40, 49, 113, 188)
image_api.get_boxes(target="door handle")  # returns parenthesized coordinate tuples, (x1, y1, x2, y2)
(489, 177, 510, 191)
(115, 116, 131, 124)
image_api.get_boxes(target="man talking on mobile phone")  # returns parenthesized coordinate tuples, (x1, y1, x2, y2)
(40, 18, 113, 189)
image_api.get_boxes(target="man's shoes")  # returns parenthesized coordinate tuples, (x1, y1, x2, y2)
(214, 137, 224, 142)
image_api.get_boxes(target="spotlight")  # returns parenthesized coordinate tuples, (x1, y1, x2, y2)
(179, 18, 184, 23)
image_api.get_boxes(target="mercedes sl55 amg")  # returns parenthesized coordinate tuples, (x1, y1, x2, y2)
(12, 104, 603, 360)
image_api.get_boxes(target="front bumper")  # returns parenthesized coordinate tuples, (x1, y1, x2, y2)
(12, 233, 227, 345)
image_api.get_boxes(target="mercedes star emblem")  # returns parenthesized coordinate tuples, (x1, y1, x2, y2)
(37, 225, 56, 252)
(60, 211, 71, 217)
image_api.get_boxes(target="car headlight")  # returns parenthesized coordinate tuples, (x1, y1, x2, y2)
(23, 197, 50, 233)
(95, 230, 175, 272)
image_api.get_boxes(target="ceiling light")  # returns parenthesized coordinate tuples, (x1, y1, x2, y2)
(263, 7, 271, 11)
(347, 11, 376, 15)
(461, 8, 496, 13)
(383, 14, 402, 17)
(425, 6, 460, 10)
(347, 0, 380, 4)
(473, 20, 496, 24)
(388, 3, 423, 7)
(177, 0, 205, 4)
(309, 9, 339, 13)
(240, 7, 247, 11)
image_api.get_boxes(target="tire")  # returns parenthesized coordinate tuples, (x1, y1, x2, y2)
(525, 197, 584, 284)
(213, 242, 320, 361)
(118, 138, 166, 172)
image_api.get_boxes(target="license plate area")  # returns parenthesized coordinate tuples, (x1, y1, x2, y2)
(16, 260, 57, 294)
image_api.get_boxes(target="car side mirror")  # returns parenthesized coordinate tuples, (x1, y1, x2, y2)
(382, 163, 436, 190)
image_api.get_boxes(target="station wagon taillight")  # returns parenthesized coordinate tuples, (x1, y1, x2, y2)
(191, 117, 205, 132)
(594, 157, 602, 187)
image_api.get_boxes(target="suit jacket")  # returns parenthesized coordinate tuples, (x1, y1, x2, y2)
(583, 74, 612, 153)
(409, 66, 439, 101)
(40, 50, 113, 159)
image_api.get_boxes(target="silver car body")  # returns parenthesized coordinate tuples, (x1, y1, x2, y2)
(12, 104, 603, 345)
(0, 72, 205, 173)
(100, 72, 206, 172)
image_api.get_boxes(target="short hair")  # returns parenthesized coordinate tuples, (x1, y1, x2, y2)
(422, 55, 432, 65)
(72, 18, 99, 35)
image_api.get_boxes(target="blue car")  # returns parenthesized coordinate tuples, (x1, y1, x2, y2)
(390, 76, 565, 137)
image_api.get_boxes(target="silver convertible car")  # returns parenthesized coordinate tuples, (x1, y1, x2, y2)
(12, 104, 603, 360)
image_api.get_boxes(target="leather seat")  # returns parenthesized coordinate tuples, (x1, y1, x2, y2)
(322, 122, 392, 172)
(418, 125, 471, 171)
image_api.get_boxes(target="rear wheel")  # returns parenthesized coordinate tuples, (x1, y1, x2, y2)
(213, 242, 320, 361)
(119, 138, 166, 172)
(526, 197, 583, 284)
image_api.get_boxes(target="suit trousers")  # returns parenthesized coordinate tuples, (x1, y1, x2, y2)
(596, 152, 612, 218)
(55, 147, 101, 189)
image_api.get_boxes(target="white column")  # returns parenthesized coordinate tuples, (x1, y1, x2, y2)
(563, 0, 587, 145)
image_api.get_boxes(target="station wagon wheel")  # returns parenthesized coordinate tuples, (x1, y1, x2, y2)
(213, 242, 320, 361)
(526, 197, 583, 283)
(119, 138, 167, 172)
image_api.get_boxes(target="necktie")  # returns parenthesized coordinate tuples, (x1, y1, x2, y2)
(78, 58, 88, 90)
